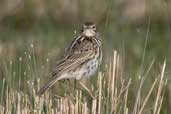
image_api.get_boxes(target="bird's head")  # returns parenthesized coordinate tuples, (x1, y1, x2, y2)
(81, 22, 96, 37)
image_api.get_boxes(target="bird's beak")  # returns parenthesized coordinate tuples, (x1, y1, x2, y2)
(83, 29, 96, 37)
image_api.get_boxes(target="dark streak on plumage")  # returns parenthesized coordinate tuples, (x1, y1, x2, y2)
(37, 22, 102, 96)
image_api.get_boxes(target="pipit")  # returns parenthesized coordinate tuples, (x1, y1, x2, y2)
(37, 22, 102, 96)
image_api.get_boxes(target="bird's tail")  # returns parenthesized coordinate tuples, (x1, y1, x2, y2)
(37, 76, 61, 96)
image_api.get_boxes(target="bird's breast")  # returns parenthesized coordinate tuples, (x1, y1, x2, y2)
(65, 55, 99, 80)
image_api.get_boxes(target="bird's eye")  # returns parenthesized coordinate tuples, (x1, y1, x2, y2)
(92, 26, 96, 29)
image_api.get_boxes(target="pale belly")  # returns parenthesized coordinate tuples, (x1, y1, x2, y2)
(59, 57, 99, 80)
(73, 57, 99, 80)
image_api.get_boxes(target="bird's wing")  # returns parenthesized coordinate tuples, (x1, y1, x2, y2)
(37, 36, 96, 96)
(37, 50, 94, 96)
(53, 35, 95, 76)
(52, 50, 93, 76)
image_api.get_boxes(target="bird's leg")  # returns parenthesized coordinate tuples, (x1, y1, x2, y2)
(74, 79, 77, 90)
(71, 79, 77, 99)
(64, 79, 68, 95)
(63, 79, 75, 98)
(59, 79, 70, 95)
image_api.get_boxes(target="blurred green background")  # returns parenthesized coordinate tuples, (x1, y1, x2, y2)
(0, 0, 171, 113)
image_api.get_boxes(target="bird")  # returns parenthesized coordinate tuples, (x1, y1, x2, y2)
(37, 22, 102, 96)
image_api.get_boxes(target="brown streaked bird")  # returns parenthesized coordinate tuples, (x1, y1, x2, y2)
(37, 22, 102, 96)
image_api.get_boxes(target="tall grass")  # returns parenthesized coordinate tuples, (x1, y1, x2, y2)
(0, 48, 167, 114)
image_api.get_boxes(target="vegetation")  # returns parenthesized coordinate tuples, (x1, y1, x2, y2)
(0, 0, 171, 113)
(0, 51, 167, 114)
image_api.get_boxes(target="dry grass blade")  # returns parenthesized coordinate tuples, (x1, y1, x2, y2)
(133, 76, 144, 114)
(0, 50, 167, 114)
(138, 78, 158, 114)
(98, 72, 102, 114)
(153, 61, 166, 114)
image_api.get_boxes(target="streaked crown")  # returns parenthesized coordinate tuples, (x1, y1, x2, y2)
(81, 22, 96, 37)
